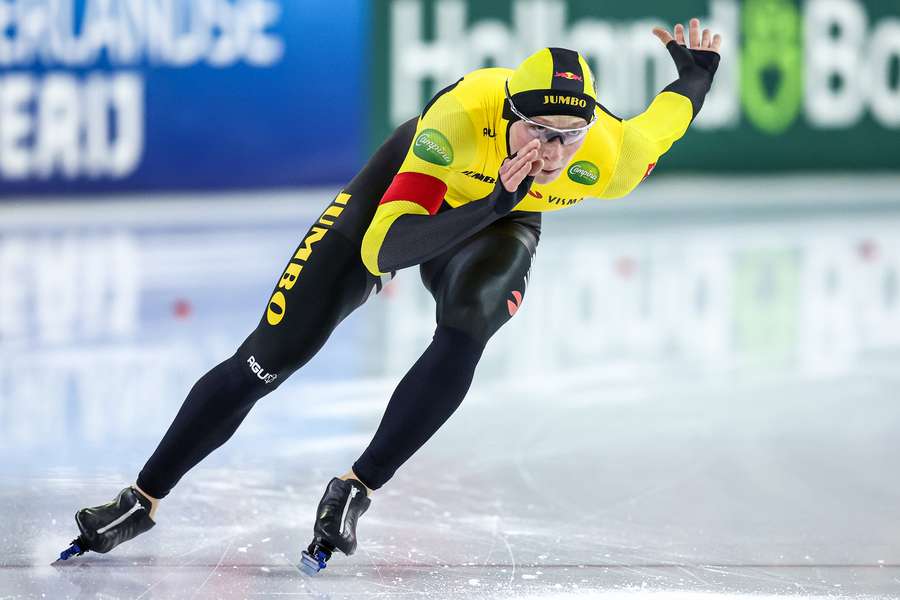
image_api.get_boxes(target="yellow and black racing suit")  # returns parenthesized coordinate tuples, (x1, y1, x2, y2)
(137, 42, 719, 496)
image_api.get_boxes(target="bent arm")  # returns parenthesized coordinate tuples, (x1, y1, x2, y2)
(362, 199, 495, 275)
(361, 175, 532, 276)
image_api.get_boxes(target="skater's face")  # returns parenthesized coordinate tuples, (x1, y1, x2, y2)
(508, 115, 589, 184)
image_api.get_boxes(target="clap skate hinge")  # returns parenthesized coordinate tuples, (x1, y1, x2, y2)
(56, 537, 87, 563)
(298, 540, 333, 575)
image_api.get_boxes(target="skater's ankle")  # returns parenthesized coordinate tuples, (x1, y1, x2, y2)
(133, 483, 161, 520)
(340, 470, 373, 497)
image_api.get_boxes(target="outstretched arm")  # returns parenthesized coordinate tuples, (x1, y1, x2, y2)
(600, 18, 722, 199)
(653, 19, 723, 119)
(629, 18, 722, 152)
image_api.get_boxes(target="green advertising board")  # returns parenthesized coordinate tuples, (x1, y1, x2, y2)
(370, 0, 900, 172)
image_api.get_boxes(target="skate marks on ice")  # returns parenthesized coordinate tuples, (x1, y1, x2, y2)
(4, 460, 894, 598)
(15, 563, 900, 599)
(376, 369, 900, 597)
(4, 465, 900, 597)
(4, 369, 900, 597)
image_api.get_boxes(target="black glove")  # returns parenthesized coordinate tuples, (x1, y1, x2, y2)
(663, 40, 720, 118)
(492, 175, 534, 215)
(666, 40, 720, 78)
(492, 151, 536, 215)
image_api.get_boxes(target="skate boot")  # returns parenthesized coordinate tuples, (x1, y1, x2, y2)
(298, 477, 370, 575)
(55, 486, 156, 563)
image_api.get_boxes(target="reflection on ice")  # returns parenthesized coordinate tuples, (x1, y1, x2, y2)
(2, 185, 899, 598)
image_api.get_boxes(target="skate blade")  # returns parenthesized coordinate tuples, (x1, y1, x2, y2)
(52, 542, 84, 565)
(298, 550, 327, 576)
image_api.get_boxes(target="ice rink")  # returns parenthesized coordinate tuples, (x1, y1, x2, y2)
(2, 178, 899, 599)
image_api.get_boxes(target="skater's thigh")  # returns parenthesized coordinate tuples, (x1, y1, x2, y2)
(238, 221, 373, 381)
(420, 213, 540, 344)
(236, 120, 419, 383)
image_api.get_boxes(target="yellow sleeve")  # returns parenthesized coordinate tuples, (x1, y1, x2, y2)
(600, 91, 693, 199)
(361, 89, 478, 276)
(397, 90, 479, 181)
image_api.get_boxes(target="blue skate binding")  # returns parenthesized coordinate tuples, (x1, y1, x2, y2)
(298, 477, 370, 575)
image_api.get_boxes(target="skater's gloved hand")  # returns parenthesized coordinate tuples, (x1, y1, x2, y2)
(652, 18, 722, 78)
(494, 139, 541, 215)
(649, 18, 722, 120)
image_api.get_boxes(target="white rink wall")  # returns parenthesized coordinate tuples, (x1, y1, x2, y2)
(371, 174, 900, 380)
(1, 175, 899, 451)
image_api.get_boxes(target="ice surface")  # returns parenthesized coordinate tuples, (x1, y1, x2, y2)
(3, 367, 899, 599)
(2, 183, 899, 598)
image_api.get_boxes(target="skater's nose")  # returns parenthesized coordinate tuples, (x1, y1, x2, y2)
(541, 138, 564, 164)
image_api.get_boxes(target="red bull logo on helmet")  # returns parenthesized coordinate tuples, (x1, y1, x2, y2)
(554, 71, 583, 81)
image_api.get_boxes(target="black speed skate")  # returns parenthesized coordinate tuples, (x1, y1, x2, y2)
(298, 477, 370, 575)
(55, 486, 155, 563)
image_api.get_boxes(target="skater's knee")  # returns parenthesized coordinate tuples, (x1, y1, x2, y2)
(434, 259, 526, 346)
(235, 320, 326, 388)
(437, 288, 516, 346)
(437, 302, 488, 346)
(187, 350, 283, 414)
(235, 351, 283, 389)
(233, 335, 295, 392)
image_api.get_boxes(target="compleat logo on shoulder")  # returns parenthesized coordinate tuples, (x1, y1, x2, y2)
(414, 128, 454, 166)
(554, 71, 583, 81)
(567, 161, 599, 185)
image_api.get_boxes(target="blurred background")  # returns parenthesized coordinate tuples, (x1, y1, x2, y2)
(2, 0, 900, 598)
(3, 0, 899, 458)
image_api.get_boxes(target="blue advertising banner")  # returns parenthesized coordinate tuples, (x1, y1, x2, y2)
(0, 0, 367, 195)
